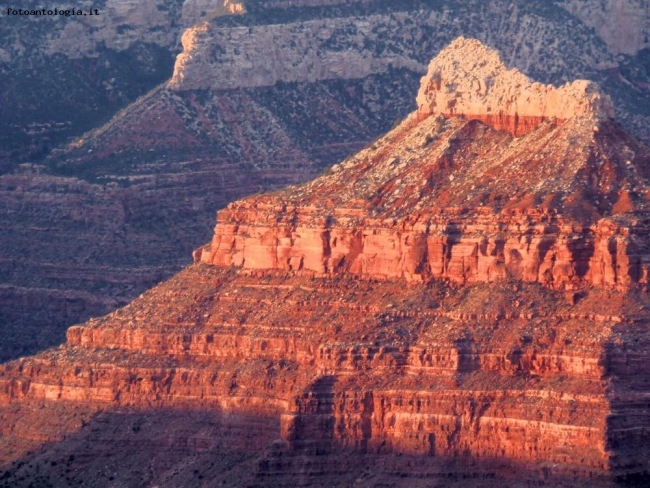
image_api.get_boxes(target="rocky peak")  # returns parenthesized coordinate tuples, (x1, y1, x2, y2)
(196, 37, 650, 291)
(416, 37, 615, 136)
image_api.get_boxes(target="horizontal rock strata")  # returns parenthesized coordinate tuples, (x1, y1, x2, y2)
(2, 37, 650, 486)
(0, 265, 637, 484)
(197, 113, 650, 290)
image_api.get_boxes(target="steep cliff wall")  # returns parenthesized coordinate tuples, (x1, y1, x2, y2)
(2, 0, 648, 163)
(1, 39, 650, 486)
(168, 3, 610, 92)
(197, 41, 650, 291)
(0, 263, 644, 486)
(0, 70, 412, 359)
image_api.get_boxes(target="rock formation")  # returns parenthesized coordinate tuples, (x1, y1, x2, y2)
(2, 0, 650, 397)
(416, 38, 615, 136)
(1, 38, 650, 486)
(197, 39, 650, 292)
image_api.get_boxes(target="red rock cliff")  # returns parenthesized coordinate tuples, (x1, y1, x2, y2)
(1, 38, 650, 486)
(197, 43, 650, 291)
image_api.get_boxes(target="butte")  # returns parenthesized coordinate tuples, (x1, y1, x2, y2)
(2, 37, 650, 487)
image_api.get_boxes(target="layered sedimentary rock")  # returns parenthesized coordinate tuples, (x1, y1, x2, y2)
(1, 39, 650, 486)
(167, 4, 609, 93)
(0, 265, 636, 486)
(167, 14, 426, 90)
(416, 38, 615, 136)
(4, 0, 650, 363)
(37, 0, 244, 59)
(197, 40, 650, 292)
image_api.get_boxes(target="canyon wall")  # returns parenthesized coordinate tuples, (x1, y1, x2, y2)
(163, 1, 650, 143)
(1, 38, 650, 486)
(168, 14, 426, 90)
(560, 0, 650, 55)
(199, 204, 649, 290)
(168, 5, 611, 92)
(2, 0, 650, 364)
(2, 0, 648, 164)
(0, 265, 634, 485)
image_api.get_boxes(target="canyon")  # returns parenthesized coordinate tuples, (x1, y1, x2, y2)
(3, 0, 650, 364)
(1, 38, 650, 486)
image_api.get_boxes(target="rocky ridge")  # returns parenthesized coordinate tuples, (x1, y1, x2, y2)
(1, 39, 650, 486)
(416, 38, 615, 136)
(198, 39, 650, 291)
(2, 0, 650, 362)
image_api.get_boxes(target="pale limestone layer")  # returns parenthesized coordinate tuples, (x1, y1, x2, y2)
(164, 6, 629, 94)
(168, 14, 424, 90)
(560, 0, 650, 55)
(46, 0, 244, 58)
(416, 37, 615, 123)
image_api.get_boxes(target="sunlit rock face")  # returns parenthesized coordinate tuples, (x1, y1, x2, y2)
(416, 37, 615, 136)
(1, 38, 650, 487)
(199, 39, 650, 292)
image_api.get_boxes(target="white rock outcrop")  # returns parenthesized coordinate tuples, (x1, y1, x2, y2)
(168, 15, 424, 90)
(416, 37, 615, 125)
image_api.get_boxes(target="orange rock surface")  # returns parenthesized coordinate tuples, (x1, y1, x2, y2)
(198, 115, 650, 292)
(1, 38, 650, 486)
